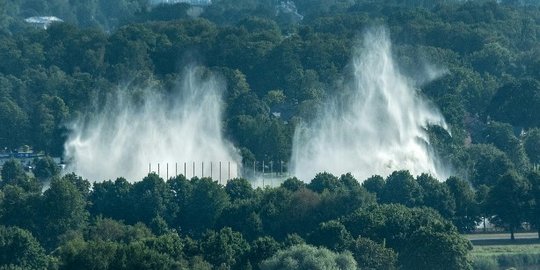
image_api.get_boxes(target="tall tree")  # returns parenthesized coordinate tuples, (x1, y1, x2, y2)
(33, 156, 60, 182)
(526, 171, 540, 238)
(349, 236, 397, 270)
(381, 170, 423, 207)
(417, 173, 456, 218)
(0, 97, 29, 148)
(1, 159, 39, 192)
(0, 226, 53, 269)
(308, 220, 353, 252)
(445, 176, 478, 232)
(200, 227, 250, 269)
(39, 174, 89, 249)
(487, 78, 540, 128)
(524, 128, 540, 166)
(466, 144, 515, 187)
(487, 171, 532, 240)
(183, 177, 229, 234)
(481, 121, 529, 172)
(90, 177, 133, 222)
(129, 173, 172, 225)
(341, 204, 472, 270)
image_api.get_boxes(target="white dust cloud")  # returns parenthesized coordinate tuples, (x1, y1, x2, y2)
(291, 28, 449, 182)
(64, 66, 240, 182)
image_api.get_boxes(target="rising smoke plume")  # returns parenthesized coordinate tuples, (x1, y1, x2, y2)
(64, 66, 240, 182)
(290, 28, 449, 182)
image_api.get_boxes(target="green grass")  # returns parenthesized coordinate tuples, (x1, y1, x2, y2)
(471, 244, 540, 270)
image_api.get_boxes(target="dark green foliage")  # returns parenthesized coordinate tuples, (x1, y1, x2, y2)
(1, 0, 540, 170)
(1, 159, 25, 184)
(57, 235, 182, 269)
(486, 171, 532, 239)
(280, 177, 306, 192)
(226, 178, 255, 201)
(0, 226, 52, 269)
(308, 172, 341, 193)
(381, 170, 423, 207)
(349, 236, 397, 270)
(90, 177, 133, 222)
(342, 204, 472, 269)
(31, 95, 69, 155)
(480, 121, 529, 171)
(362, 175, 385, 197)
(0, 169, 485, 269)
(0, 159, 40, 192)
(488, 78, 540, 128)
(466, 144, 515, 187)
(200, 227, 250, 269)
(0, 0, 150, 32)
(524, 128, 540, 165)
(445, 176, 478, 232)
(56, 221, 185, 270)
(308, 220, 353, 252)
(33, 156, 60, 182)
(0, 184, 41, 232)
(316, 182, 375, 223)
(248, 236, 281, 268)
(216, 200, 263, 241)
(39, 174, 89, 249)
(166, 174, 192, 229)
(401, 227, 472, 270)
(129, 173, 172, 225)
(56, 238, 120, 270)
(0, 98, 29, 148)
(259, 244, 357, 270)
(417, 173, 456, 218)
(183, 177, 230, 234)
(279, 188, 322, 237)
(527, 171, 540, 237)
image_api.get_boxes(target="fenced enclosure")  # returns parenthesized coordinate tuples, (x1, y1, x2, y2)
(147, 160, 291, 187)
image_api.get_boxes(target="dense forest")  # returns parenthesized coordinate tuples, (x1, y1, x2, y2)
(2, 0, 540, 269)
(1, 158, 539, 269)
(2, 0, 540, 172)
(0, 162, 481, 269)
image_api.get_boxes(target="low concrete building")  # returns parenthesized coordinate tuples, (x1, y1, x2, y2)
(150, 0, 212, 6)
(24, 16, 63, 30)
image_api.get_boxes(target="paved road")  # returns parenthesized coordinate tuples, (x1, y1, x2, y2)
(465, 232, 540, 245)
(466, 232, 538, 241)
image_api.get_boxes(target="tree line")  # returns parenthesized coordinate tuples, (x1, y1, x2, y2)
(1, 159, 481, 269)
(1, 157, 540, 269)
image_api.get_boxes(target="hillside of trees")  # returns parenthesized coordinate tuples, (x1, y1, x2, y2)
(0, 162, 477, 269)
(2, 0, 540, 174)
(1, 158, 539, 269)
(2, 0, 540, 268)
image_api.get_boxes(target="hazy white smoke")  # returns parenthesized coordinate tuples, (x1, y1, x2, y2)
(64, 67, 240, 182)
(291, 28, 449, 182)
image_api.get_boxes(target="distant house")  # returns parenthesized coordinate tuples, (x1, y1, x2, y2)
(24, 16, 63, 30)
(150, 0, 212, 6)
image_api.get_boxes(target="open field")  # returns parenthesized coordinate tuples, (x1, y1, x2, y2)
(468, 234, 540, 269)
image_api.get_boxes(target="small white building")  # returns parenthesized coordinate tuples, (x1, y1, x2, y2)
(150, 0, 212, 6)
(24, 16, 63, 30)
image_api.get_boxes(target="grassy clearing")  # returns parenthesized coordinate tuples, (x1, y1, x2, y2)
(471, 244, 540, 270)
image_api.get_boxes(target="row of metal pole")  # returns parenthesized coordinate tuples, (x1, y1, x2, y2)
(149, 161, 233, 184)
(147, 160, 290, 187)
(249, 160, 286, 176)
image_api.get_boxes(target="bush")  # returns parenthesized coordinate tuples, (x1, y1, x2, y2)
(471, 256, 498, 270)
